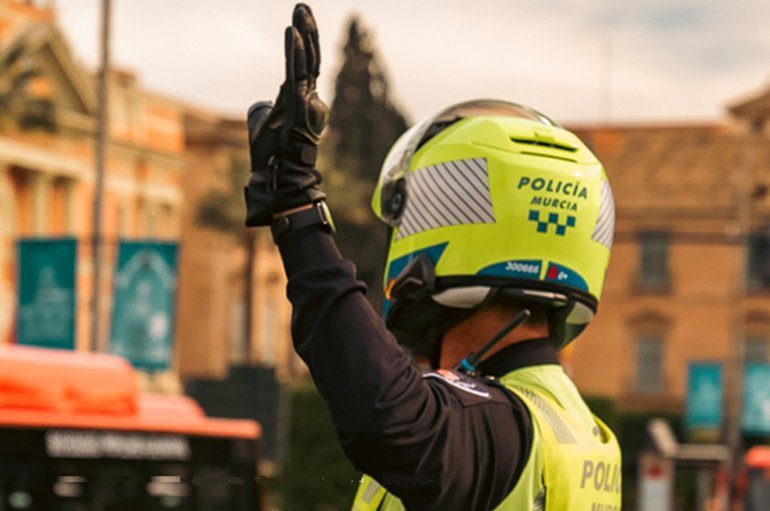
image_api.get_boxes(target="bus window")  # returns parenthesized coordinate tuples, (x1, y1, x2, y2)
(0, 346, 262, 511)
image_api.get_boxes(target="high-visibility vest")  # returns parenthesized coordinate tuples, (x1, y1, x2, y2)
(351, 365, 622, 510)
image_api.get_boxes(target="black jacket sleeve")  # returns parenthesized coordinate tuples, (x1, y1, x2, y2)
(278, 228, 533, 510)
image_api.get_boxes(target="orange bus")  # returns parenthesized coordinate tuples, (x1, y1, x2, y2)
(0, 346, 262, 511)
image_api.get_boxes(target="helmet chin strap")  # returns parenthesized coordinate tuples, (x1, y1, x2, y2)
(453, 309, 532, 375)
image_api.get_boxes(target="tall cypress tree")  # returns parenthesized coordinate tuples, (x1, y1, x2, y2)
(321, 17, 409, 306)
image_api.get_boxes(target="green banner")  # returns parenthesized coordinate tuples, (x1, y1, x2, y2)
(16, 238, 77, 349)
(742, 363, 770, 435)
(109, 241, 178, 371)
(684, 362, 723, 431)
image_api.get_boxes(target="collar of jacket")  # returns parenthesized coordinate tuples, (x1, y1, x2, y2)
(476, 337, 559, 377)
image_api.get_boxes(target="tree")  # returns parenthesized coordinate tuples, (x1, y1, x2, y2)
(277, 384, 361, 511)
(0, 33, 56, 132)
(320, 17, 409, 308)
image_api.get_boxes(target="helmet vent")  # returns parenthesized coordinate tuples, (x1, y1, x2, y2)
(510, 137, 578, 153)
(520, 151, 578, 163)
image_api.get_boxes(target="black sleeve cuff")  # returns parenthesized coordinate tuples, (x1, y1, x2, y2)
(277, 226, 343, 277)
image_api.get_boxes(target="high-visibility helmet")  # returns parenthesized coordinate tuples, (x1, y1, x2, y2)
(371, 100, 615, 359)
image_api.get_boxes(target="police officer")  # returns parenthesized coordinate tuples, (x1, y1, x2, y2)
(244, 4, 622, 510)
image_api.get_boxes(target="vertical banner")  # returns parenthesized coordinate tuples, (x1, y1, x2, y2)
(742, 363, 770, 435)
(684, 362, 724, 432)
(110, 241, 178, 372)
(16, 238, 77, 349)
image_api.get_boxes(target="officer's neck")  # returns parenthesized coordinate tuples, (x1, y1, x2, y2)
(438, 308, 549, 370)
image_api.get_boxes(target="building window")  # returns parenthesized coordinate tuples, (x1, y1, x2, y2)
(636, 334, 664, 394)
(31, 173, 51, 235)
(747, 232, 770, 291)
(639, 232, 669, 290)
(63, 180, 75, 234)
(744, 336, 769, 364)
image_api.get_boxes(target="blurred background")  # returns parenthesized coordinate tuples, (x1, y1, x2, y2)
(1, 0, 770, 509)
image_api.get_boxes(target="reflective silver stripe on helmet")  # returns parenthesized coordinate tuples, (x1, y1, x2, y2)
(397, 157, 496, 239)
(591, 179, 615, 249)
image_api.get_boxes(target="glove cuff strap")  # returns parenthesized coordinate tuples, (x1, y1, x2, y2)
(270, 201, 335, 243)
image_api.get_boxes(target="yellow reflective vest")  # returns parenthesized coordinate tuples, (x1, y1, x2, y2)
(352, 365, 622, 510)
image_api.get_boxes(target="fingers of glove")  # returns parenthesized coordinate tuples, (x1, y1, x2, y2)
(293, 3, 320, 82)
(290, 26, 308, 83)
(308, 30, 320, 81)
(292, 4, 315, 34)
(283, 26, 296, 91)
(247, 101, 273, 144)
(282, 26, 304, 150)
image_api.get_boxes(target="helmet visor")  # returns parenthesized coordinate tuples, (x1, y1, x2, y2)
(374, 99, 559, 226)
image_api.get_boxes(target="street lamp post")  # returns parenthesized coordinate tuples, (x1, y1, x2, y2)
(90, 0, 112, 352)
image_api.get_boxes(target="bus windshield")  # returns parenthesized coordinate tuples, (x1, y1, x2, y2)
(0, 346, 262, 511)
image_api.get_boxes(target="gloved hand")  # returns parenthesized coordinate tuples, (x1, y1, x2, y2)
(244, 3, 330, 227)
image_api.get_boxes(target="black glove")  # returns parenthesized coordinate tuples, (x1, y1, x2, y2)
(244, 3, 330, 227)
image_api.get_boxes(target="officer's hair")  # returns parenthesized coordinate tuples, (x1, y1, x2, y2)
(480, 295, 550, 330)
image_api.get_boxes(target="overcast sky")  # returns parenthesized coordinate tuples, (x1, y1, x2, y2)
(54, 0, 770, 125)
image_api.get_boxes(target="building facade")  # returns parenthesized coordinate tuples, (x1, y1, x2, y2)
(10, 0, 770, 412)
(568, 86, 770, 418)
(0, 0, 298, 389)
(178, 109, 299, 381)
(0, 1, 185, 352)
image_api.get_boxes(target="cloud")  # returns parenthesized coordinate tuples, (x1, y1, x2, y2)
(592, 2, 708, 31)
(53, 0, 770, 124)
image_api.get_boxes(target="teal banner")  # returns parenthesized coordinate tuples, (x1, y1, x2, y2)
(742, 363, 770, 435)
(684, 362, 723, 431)
(16, 238, 77, 349)
(109, 241, 178, 371)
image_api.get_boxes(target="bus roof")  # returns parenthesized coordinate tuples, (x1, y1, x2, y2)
(0, 345, 260, 440)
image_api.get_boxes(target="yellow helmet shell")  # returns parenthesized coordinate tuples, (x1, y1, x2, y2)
(372, 100, 615, 349)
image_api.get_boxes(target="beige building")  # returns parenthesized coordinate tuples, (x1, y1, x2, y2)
(0, 1, 185, 354)
(178, 109, 300, 381)
(567, 84, 770, 416)
(0, 0, 298, 389)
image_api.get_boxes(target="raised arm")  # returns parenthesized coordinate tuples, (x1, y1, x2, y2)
(242, 6, 533, 509)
